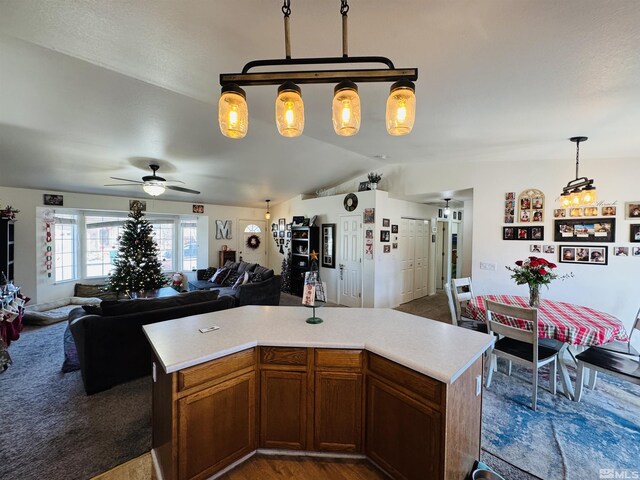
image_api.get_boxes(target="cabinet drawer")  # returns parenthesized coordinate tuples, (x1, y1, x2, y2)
(178, 348, 256, 392)
(260, 347, 308, 367)
(367, 352, 442, 408)
(315, 349, 362, 370)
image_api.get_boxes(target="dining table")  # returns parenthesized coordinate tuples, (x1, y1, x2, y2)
(466, 294, 629, 399)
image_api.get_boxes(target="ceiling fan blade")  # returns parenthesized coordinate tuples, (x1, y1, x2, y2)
(104, 183, 140, 187)
(110, 176, 143, 184)
(167, 185, 200, 195)
(165, 179, 186, 184)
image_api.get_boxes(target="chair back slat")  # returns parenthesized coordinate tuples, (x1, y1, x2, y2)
(443, 283, 459, 326)
(485, 299, 538, 347)
(451, 277, 474, 322)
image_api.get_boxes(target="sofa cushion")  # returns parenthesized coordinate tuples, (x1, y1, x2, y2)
(249, 271, 264, 283)
(74, 283, 118, 301)
(224, 260, 240, 270)
(82, 304, 103, 315)
(200, 267, 217, 281)
(233, 271, 250, 289)
(23, 297, 103, 325)
(100, 290, 220, 316)
(252, 265, 274, 280)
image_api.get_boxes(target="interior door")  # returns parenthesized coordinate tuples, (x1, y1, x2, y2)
(338, 215, 362, 307)
(413, 220, 429, 299)
(400, 218, 415, 304)
(435, 220, 450, 290)
(238, 219, 267, 266)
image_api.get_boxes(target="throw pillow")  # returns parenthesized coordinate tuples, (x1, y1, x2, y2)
(252, 265, 274, 280)
(236, 261, 250, 273)
(233, 271, 250, 289)
(210, 267, 230, 284)
(223, 270, 242, 287)
(201, 267, 217, 281)
(249, 271, 264, 283)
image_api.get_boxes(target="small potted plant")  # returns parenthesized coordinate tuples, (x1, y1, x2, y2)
(367, 172, 382, 190)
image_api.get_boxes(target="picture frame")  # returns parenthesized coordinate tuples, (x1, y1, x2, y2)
(502, 226, 544, 241)
(554, 218, 616, 243)
(502, 227, 515, 240)
(458, 212, 463, 221)
(192, 204, 204, 214)
(601, 206, 616, 217)
(365, 229, 373, 239)
(380, 230, 390, 242)
(543, 245, 555, 254)
(273, 231, 278, 238)
(614, 246, 629, 256)
(129, 199, 146, 211)
(363, 208, 375, 224)
(279, 230, 285, 238)
(633, 247, 640, 257)
(358, 181, 370, 192)
(559, 245, 608, 265)
(530, 244, 542, 253)
(279, 238, 285, 245)
(392, 243, 398, 249)
(272, 223, 278, 231)
(391, 224, 398, 233)
(630, 224, 640, 243)
(453, 212, 457, 220)
(438, 208, 443, 218)
(43, 194, 64, 206)
(382, 218, 390, 227)
(553, 209, 566, 218)
(383, 245, 391, 253)
(302, 217, 310, 226)
(292, 216, 304, 226)
(321, 223, 336, 268)
(279, 218, 286, 230)
(517, 188, 544, 223)
(625, 202, 640, 219)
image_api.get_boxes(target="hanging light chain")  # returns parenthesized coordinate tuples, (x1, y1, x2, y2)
(341, 0, 349, 57)
(282, 0, 292, 59)
(575, 138, 581, 180)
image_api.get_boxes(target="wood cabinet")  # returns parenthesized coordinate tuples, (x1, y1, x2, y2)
(152, 346, 482, 480)
(290, 226, 319, 296)
(218, 250, 236, 267)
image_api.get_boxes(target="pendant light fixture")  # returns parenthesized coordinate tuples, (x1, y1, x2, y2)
(560, 136, 597, 207)
(443, 198, 451, 217)
(218, 0, 417, 139)
(265, 199, 271, 220)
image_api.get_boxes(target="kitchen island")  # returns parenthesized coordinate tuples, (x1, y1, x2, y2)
(144, 306, 493, 480)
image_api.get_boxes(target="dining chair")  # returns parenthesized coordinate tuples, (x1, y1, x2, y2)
(574, 348, 640, 402)
(451, 277, 474, 322)
(484, 299, 562, 410)
(444, 282, 487, 333)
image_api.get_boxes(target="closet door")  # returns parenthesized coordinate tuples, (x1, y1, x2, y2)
(400, 218, 415, 304)
(413, 220, 429, 300)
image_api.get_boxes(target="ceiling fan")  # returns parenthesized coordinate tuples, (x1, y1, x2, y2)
(105, 164, 200, 196)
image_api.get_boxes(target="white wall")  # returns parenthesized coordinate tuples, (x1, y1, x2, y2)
(0, 186, 265, 304)
(388, 156, 639, 332)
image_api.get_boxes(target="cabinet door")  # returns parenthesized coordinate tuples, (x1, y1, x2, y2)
(178, 372, 255, 480)
(314, 371, 363, 452)
(260, 370, 307, 450)
(366, 377, 442, 480)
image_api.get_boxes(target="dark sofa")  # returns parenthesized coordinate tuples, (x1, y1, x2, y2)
(68, 290, 235, 395)
(189, 261, 282, 306)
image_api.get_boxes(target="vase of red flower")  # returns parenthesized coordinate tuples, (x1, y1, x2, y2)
(506, 256, 572, 307)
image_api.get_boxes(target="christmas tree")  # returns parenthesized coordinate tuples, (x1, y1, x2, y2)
(280, 247, 292, 293)
(106, 207, 167, 297)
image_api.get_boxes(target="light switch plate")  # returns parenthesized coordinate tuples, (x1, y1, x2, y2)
(479, 262, 497, 271)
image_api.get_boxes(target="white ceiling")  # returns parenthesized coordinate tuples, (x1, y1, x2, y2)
(1, 0, 639, 207)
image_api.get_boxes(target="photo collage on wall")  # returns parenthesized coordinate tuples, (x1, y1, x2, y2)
(363, 208, 374, 260)
(559, 245, 608, 265)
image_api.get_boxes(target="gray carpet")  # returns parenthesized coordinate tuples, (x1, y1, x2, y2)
(0, 321, 151, 480)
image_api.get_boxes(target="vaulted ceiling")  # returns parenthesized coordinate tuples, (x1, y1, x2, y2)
(1, 1, 639, 207)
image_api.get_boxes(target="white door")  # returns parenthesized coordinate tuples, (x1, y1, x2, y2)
(413, 220, 429, 299)
(338, 215, 362, 307)
(435, 220, 450, 290)
(400, 218, 415, 303)
(238, 220, 267, 266)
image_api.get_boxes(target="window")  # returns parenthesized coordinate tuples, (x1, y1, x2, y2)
(85, 215, 127, 278)
(181, 221, 198, 271)
(244, 224, 261, 233)
(50, 210, 200, 279)
(54, 214, 78, 282)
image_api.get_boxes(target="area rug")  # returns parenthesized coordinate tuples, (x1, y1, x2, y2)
(0, 321, 151, 480)
(482, 361, 640, 480)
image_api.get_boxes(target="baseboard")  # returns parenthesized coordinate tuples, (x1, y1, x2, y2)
(256, 448, 366, 460)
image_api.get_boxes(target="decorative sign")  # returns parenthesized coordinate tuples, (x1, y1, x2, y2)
(215, 220, 232, 239)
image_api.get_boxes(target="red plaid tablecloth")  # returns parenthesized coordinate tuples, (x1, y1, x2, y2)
(466, 295, 629, 346)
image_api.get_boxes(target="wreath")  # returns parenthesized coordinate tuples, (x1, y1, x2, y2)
(246, 234, 261, 250)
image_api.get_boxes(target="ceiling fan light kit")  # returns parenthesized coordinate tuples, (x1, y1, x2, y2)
(218, 0, 418, 139)
(560, 136, 597, 208)
(106, 164, 200, 197)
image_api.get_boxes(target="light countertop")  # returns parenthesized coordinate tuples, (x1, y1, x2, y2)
(143, 306, 493, 384)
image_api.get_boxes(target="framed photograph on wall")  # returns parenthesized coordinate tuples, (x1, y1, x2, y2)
(502, 227, 515, 240)
(383, 245, 391, 253)
(382, 218, 390, 227)
(630, 224, 640, 243)
(380, 230, 390, 242)
(559, 245, 608, 265)
(554, 218, 616, 243)
(279, 218, 286, 230)
(43, 194, 64, 206)
(625, 202, 640, 219)
(363, 208, 375, 224)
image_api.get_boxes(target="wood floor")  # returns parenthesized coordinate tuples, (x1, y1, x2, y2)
(92, 452, 388, 480)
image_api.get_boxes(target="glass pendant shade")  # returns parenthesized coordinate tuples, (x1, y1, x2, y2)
(581, 187, 596, 204)
(332, 81, 361, 136)
(143, 181, 165, 196)
(386, 80, 416, 136)
(560, 194, 571, 208)
(276, 82, 304, 137)
(265, 199, 271, 220)
(218, 84, 248, 139)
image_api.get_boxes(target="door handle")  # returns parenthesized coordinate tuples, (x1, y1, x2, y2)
(339, 264, 345, 280)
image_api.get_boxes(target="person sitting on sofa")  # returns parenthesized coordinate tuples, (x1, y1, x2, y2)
(67, 289, 235, 395)
(189, 260, 281, 307)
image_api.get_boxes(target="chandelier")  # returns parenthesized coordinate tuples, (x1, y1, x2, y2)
(560, 136, 597, 207)
(443, 198, 451, 217)
(265, 199, 271, 220)
(218, 0, 418, 139)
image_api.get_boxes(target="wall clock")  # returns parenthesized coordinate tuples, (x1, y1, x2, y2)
(344, 193, 358, 212)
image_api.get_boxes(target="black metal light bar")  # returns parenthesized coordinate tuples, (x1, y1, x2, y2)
(220, 56, 418, 87)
